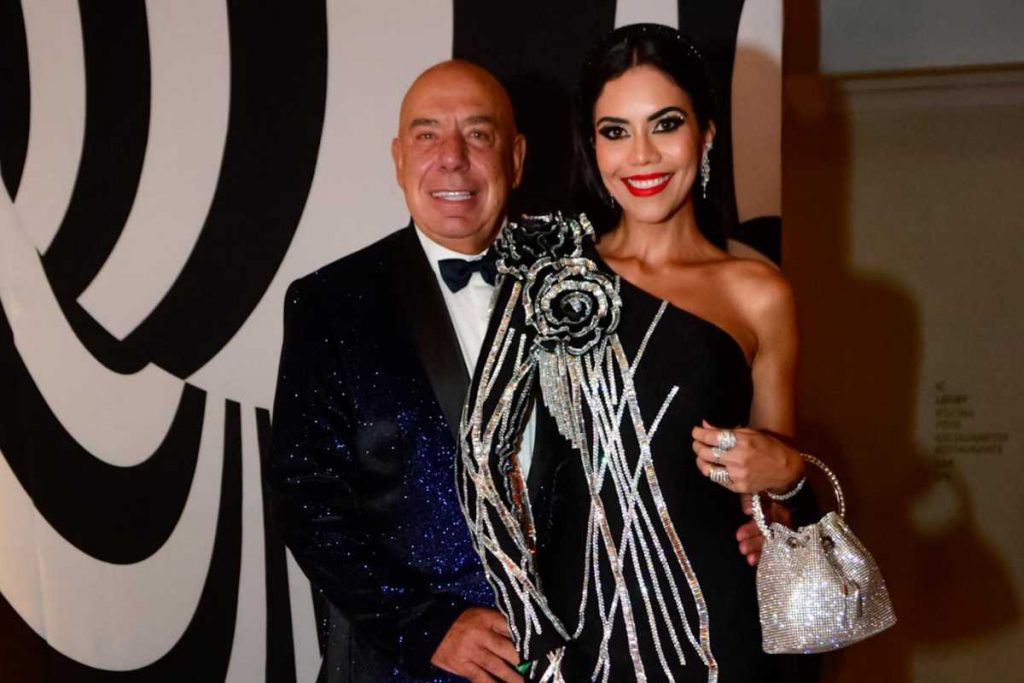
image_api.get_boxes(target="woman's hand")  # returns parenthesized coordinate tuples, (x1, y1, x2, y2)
(691, 420, 804, 494)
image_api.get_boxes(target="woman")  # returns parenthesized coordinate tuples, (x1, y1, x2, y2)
(456, 24, 810, 681)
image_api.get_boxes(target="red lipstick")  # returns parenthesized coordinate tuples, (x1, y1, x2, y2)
(621, 172, 672, 197)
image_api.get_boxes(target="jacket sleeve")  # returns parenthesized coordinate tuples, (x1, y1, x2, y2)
(455, 275, 570, 667)
(265, 278, 467, 677)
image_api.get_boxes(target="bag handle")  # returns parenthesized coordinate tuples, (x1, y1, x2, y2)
(751, 454, 845, 538)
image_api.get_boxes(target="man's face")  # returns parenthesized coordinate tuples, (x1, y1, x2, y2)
(392, 63, 525, 254)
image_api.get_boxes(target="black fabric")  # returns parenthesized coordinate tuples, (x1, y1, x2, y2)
(266, 225, 494, 682)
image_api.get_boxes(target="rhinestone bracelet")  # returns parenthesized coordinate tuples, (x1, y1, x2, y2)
(766, 472, 807, 502)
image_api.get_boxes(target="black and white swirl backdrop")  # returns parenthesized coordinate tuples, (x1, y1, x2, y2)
(0, 1, 780, 679)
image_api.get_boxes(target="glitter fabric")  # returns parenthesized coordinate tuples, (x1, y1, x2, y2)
(268, 225, 494, 682)
(458, 215, 785, 682)
(752, 457, 896, 654)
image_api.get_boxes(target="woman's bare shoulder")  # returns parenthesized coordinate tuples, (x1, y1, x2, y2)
(715, 257, 796, 328)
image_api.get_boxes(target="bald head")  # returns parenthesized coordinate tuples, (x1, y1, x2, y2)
(391, 60, 526, 254)
(398, 60, 518, 137)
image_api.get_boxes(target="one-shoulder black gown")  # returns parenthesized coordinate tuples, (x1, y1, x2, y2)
(458, 217, 797, 682)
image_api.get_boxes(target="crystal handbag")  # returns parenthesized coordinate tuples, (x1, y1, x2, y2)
(751, 454, 897, 654)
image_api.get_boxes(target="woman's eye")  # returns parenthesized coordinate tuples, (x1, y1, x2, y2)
(654, 115, 685, 133)
(597, 125, 628, 140)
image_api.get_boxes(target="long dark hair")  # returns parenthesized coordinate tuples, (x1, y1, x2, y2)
(572, 23, 725, 248)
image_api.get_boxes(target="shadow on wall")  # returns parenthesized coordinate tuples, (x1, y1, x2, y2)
(783, 3, 1021, 681)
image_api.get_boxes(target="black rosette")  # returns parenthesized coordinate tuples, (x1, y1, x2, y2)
(494, 212, 594, 278)
(523, 257, 621, 356)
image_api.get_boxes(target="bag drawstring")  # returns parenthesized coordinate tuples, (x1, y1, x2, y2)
(821, 535, 863, 626)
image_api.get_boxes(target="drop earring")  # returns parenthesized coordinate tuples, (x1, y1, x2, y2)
(700, 141, 713, 199)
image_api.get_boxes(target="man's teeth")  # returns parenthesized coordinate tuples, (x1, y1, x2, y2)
(431, 191, 473, 201)
(626, 175, 670, 189)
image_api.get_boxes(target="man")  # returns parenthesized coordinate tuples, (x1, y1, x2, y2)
(267, 61, 527, 682)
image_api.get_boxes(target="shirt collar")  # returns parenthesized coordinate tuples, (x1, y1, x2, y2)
(413, 222, 490, 266)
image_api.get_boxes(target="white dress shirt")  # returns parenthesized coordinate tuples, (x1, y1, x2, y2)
(415, 226, 534, 475)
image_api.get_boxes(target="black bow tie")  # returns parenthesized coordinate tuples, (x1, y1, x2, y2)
(438, 251, 498, 292)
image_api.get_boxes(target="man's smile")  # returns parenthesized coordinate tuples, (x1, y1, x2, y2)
(430, 190, 477, 202)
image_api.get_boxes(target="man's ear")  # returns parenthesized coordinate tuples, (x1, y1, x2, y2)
(511, 133, 527, 189)
(391, 137, 404, 187)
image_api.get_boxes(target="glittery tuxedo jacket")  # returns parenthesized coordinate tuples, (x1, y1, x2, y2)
(267, 224, 503, 682)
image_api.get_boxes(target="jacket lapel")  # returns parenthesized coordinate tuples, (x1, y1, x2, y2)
(391, 223, 469, 443)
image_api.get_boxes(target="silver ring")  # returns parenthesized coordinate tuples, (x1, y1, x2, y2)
(717, 430, 737, 451)
(708, 465, 732, 487)
(712, 446, 725, 463)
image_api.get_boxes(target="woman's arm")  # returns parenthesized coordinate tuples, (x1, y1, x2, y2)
(747, 266, 798, 439)
(691, 262, 804, 493)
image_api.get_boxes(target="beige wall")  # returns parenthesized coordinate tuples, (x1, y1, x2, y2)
(783, 66, 1024, 681)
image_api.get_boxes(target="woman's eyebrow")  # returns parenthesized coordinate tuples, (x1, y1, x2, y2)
(596, 106, 685, 127)
(647, 106, 685, 121)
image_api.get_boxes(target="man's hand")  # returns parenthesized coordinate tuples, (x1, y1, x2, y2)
(736, 494, 792, 566)
(431, 607, 523, 683)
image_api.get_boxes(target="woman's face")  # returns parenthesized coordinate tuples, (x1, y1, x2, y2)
(592, 64, 713, 225)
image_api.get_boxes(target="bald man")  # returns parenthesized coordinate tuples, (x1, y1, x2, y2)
(268, 61, 528, 683)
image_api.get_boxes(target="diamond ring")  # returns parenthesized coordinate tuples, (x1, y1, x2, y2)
(717, 430, 737, 451)
(709, 465, 732, 487)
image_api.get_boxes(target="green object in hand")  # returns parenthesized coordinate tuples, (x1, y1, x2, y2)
(516, 661, 532, 674)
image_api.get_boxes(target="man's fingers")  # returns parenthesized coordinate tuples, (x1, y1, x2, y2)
(739, 493, 754, 515)
(736, 519, 759, 542)
(484, 630, 521, 666)
(463, 661, 493, 683)
(483, 608, 511, 636)
(478, 650, 524, 683)
(739, 534, 765, 556)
